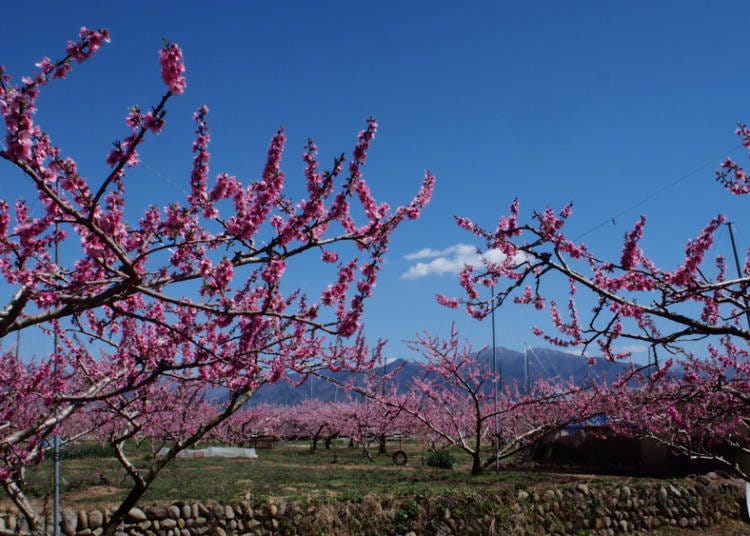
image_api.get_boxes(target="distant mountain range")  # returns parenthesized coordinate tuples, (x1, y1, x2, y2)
(247, 347, 632, 406)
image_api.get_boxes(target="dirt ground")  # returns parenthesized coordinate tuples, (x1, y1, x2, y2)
(660, 519, 750, 535)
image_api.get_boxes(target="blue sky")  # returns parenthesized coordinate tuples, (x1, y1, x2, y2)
(3, 1, 750, 362)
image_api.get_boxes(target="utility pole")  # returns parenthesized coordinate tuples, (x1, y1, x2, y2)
(53, 180, 61, 536)
(491, 286, 500, 473)
(524, 343, 530, 395)
(727, 222, 750, 331)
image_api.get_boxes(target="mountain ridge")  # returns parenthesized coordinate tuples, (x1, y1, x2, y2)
(247, 347, 632, 406)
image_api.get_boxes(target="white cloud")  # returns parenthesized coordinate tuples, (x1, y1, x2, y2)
(614, 344, 648, 355)
(401, 243, 525, 280)
(403, 244, 474, 261)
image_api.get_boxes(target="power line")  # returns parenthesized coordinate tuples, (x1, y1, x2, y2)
(575, 144, 745, 241)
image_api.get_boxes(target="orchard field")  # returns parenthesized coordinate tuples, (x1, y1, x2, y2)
(5, 439, 531, 507)
(2, 439, 748, 536)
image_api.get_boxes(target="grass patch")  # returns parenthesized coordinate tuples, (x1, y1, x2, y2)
(2, 439, 672, 510)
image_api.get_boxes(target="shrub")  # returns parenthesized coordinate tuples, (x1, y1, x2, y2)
(426, 450, 456, 469)
(63, 442, 116, 459)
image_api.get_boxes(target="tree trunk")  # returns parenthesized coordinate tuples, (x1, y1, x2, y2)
(1, 478, 45, 536)
(101, 481, 148, 536)
(378, 433, 387, 454)
(471, 452, 482, 475)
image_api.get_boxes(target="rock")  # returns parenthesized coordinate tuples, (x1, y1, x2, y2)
(126, 508, 148, 522)
(136, 521, 152, 530)
(214, 527, 227, 536)
(62, 509, 78, 536)
(161, 519, 178, 529)
(77, 529, 92, 536)
(269, 504, 278, 517)
(78, 510, 89, 530)
(181, 505, 191, 519)
(576, 483, 589, 496)
(517, 490, 530, 501)
(224, 505, 235, 520)
(167, 505, 181, 519)
(89, 510, 104, 529)
(236, 501, 250, 516)
(144, 506, 168, 520)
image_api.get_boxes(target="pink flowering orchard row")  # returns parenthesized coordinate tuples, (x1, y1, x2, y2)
(207, 329, 749, 478)
(81, 322, 748, 478)
(0, 28, 433, 536)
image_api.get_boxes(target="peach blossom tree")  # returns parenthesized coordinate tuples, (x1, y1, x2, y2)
(0, 27, 433, 534)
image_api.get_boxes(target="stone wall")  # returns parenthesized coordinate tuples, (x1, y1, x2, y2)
(0, 474, 745, 535)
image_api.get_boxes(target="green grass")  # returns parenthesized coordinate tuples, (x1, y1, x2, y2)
(6, 439, 635, 509)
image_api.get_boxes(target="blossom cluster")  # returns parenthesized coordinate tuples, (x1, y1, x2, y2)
(159, 42, 186, 95)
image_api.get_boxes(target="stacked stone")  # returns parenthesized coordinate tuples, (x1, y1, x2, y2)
(512, 474, 742, 535)
(0, 473, 744, 536)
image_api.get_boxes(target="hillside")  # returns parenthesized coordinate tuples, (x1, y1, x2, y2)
(247, 347, 631, 405)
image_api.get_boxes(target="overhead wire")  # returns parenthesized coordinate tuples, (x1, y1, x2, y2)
(574, 144, 745, 242)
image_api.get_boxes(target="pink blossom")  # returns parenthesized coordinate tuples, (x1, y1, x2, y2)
(66, 27, 110, 63)
(436, 294, 459, 308)
(159, 42, 186, 95)
(261, 259, 286, 285)
(321, 250, 338, 263)
(620, 216, 646, 270)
